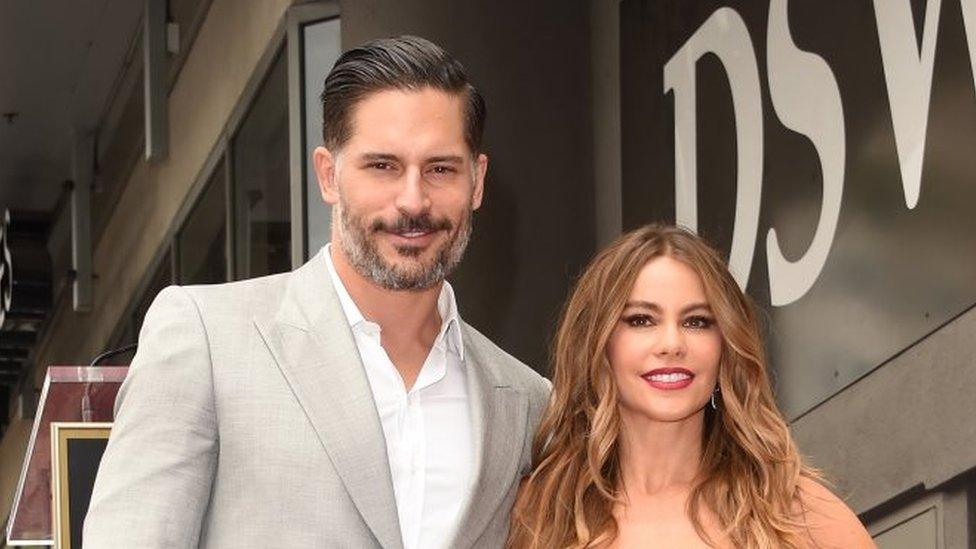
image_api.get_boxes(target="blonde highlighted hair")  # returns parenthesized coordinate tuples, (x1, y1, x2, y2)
(508, 224, 818, 548)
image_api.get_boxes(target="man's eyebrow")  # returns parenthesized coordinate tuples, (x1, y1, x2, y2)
(426, 155, 465, 164)
(359, 152, 400, 162)
(356, 153, 465, 164)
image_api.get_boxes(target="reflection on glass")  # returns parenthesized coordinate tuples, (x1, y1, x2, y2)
(178, 159, 227, 285)
(233, 51, 290, 279)
(303, 17, 341, 257)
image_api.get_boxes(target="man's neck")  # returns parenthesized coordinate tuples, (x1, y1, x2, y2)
(330, 244, 444, 333)
(330, 245, 443, 388)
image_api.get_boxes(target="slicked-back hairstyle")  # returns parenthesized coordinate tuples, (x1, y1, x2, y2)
(320, 35, 486, 154)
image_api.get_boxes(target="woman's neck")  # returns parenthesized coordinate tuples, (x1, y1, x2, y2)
(616, 409, 705, 497)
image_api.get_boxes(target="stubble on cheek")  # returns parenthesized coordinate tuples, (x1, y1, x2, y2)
(333, 191, 474, 290)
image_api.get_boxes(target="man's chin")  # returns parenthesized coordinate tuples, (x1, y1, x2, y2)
(390, 244, 426, 259)
(376, 236, 441, 261)
(372, 259, 444, 291)
(382, 253, 438, 275)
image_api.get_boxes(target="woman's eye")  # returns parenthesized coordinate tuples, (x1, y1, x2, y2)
(684, 315, 715, 329)
(622, 314, 654, 328)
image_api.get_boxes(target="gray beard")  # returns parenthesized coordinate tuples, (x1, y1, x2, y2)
(335, 199, 472, 291)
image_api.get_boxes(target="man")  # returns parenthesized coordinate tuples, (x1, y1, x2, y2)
(84, 36, 550, 548)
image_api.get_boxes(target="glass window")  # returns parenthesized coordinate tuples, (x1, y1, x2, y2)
(302, 18, 341, 257)
(233, 51, 290, 279)
(178, 159, 227, 285)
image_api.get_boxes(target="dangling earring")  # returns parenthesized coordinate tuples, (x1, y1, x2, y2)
(710, 387, 720, 411)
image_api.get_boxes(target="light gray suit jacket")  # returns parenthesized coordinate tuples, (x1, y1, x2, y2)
(83, 251, 551, 548)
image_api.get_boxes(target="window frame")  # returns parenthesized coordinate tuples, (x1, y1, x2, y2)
(106, 2, 341, 350)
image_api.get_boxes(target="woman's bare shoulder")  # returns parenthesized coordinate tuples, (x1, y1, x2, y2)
(796, 477, 877, 548)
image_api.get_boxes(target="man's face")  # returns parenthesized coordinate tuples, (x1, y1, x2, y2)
(314, 87, 487, 290)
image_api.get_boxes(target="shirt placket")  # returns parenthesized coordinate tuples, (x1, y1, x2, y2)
(402, 389, 426, 549)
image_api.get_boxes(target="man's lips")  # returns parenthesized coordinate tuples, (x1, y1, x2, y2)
(382, 228, 440, 245)
(640, 367, 695, 390)
(391, 229, 432, 237)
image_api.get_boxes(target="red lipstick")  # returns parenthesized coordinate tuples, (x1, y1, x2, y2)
(640, 367, 694, 390)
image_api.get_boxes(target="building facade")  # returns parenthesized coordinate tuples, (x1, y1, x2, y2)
(1, 1, 974, 547)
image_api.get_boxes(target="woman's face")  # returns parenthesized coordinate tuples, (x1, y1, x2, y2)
(606, 256, 723, 426)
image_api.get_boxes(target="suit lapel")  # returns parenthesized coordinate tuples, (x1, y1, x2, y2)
(254, 252, 403, 549)
(451, 326, 529, 548)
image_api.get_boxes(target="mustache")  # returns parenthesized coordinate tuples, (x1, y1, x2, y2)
(371, 213, 452, 233)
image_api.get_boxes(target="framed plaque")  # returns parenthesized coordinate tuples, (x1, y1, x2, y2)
(6, 366, 126, 546)
(50, 422, 112, 549)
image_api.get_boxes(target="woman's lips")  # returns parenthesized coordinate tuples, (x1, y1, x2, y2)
(640, 367, 695, 390)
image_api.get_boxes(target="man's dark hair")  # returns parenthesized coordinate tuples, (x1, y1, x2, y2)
(320, 35, 486, 154)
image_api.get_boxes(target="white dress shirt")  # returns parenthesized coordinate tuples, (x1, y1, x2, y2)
(324, 245, 474, 549)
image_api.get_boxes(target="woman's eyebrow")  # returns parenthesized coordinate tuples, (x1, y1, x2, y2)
(623, 300, 659, 311)
(681, 303, 712, 314)
(622, 301, 712, 314)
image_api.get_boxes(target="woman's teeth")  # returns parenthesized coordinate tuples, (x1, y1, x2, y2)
(647, 372, 691, 382)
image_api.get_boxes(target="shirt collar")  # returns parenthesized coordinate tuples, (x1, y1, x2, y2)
(323, 244, 464, 360)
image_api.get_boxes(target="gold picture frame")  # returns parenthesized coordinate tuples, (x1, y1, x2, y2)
(50, 422, 112, 549)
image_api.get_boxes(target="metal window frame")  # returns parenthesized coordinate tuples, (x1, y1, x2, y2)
(70, 130, 96, 313)
(287, 2, 341, 269)
(144, 0, 169, 161)
(867, 492, 945, 548)
(105, 2, 341, 348)
(591, 0, 624, 247)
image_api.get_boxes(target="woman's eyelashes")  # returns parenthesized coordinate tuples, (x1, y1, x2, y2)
(620, 313, 716, 330)
(622, 313, 654, 327)
(683, 315, 715, 330)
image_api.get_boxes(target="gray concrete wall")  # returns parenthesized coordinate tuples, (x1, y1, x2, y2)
(339, 0, 597, 373)
(792, 304, 976, 546)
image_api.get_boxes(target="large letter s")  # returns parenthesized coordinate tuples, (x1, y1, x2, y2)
(766, 0, 846, 306)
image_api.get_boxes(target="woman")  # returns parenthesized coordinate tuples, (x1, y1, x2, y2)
(509, 225, 874, 548)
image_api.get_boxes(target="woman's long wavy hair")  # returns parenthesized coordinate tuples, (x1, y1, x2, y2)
(508, 224, 819, 548)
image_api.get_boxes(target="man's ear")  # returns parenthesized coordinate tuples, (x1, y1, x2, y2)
(472, 153, 488, 210)
(313, 146, 340, 204)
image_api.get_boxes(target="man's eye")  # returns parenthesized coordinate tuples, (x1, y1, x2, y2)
(429, 165, 456, 175)
(622, 314, 654, 328)
(684, 315, 715, 329)
(369, 162, 394, 170)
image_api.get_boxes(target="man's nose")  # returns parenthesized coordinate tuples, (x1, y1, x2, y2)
(394, 167, 431, 216)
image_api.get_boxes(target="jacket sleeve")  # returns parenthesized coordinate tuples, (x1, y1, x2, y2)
(84, 286, 218, 548)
